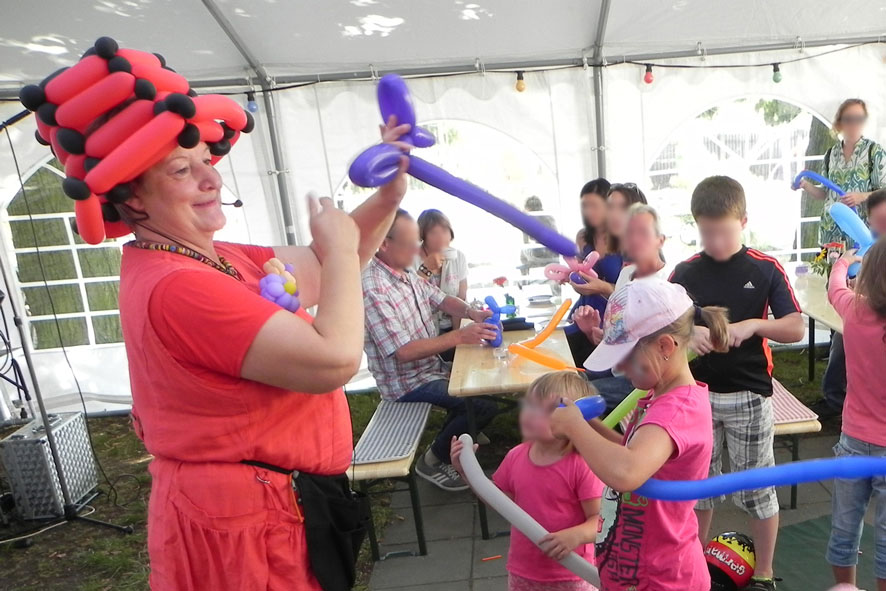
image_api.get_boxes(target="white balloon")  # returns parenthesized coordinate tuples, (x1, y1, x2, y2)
(457, 434, 601, 586)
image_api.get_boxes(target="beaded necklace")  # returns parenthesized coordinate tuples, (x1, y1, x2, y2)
(129, 240, 242, 281)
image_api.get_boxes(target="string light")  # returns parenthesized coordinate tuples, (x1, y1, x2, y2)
(643, 64, 654, 84)
(515, 71, 526, 92)
(772, 64, 782, 83)
(246, 91, 259, 113)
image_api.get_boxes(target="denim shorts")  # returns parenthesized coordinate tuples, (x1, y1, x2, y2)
(826, 433, 886, 578)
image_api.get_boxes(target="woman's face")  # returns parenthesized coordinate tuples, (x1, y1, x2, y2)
(606, 191, 630, 237)
(423, 224, 452, 253)
(581, 192, 607, 229)
(625, 212, 664, 265)
(128, 144, 225, 239)
(838, 104, 867, 139)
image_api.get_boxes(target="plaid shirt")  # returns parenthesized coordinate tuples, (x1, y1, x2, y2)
(363, 257, 450, 400)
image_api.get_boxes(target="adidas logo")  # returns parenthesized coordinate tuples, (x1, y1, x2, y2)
(743, 281, 755, 289)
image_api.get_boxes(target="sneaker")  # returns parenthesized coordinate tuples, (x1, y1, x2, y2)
(810, 398, 842, 420)
(416, 457, 470, 492)
(476, 432, 491, 446)
(741, 577, 779, 591)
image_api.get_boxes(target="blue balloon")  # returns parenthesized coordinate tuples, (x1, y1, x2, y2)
(560, 395, 607, 421)
(635, 456, 886, 501)
(349, 74, 579, 258)
(483, 296, 517, 347)
(792, 170, 846, 197)
(830, 202, 875, 278)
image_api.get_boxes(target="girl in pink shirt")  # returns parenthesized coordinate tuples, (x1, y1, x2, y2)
(825, 241, 886, 589)
(551, 278, 731, 590)
(452, 371, 604, 591)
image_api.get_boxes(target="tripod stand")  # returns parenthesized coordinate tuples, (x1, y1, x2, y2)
(0, 244, 132, 535)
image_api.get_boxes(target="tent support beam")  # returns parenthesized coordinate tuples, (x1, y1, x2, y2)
(200, 0, 299, 245)
(591, 0, 613, 177)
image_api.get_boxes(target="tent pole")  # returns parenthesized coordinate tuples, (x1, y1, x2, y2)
(590, 0, 613, 177)
(200, 0, 299, 245)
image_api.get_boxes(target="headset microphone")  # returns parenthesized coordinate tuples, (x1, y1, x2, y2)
(222, 199, 243, 207)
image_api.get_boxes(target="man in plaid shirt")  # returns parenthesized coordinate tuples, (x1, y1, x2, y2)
(363, 210, 498, 491)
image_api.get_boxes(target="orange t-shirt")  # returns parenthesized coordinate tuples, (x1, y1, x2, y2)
(120, 241, 353, 474)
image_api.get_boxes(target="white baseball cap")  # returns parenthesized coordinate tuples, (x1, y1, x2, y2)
(584, 278, 694, 372)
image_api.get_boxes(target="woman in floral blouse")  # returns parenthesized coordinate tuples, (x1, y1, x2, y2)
(798, 98, 886, 246)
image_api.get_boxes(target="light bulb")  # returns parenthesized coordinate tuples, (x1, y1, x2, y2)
(515, 71, 526, 93)
(643, 65, 654, 84)
(246, 91, 259, 113)
(772, 64, 782, 83)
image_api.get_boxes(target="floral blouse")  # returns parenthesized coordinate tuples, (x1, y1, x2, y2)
(818, 136, 886, 245)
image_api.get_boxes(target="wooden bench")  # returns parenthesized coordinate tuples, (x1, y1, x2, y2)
(617, 378, 820, 509)
(347, 400, 432, 560)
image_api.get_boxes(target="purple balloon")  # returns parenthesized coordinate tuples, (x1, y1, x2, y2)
(289, 294, 301, 312)
(378, 74, 416, 134)
(266, 281, 285, 297)
(276, 292, 294, 309)
(259, 276, 269, 288)
(284, 263, 295, 273)
(569, 271, 586, 285)
(266, 273, 284, 284)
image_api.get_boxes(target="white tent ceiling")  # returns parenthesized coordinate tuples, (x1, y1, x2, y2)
(1, 0, 884, 96)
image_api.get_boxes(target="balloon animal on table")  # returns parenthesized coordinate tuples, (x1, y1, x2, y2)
(348, 74, 579, 258)
(17, 36, 254, 245)
(828, 202, 875, 278)
(482, 296, 516, 347)
(506, 299, 584, 371)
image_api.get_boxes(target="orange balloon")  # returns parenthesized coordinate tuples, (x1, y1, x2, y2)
(520, 298, 572, 349)
(508, 343, 578, 371)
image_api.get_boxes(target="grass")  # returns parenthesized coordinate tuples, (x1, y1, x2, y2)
(0, 347, 831, 591)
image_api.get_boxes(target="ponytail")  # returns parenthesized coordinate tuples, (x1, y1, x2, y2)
(697, 306, 730, 353)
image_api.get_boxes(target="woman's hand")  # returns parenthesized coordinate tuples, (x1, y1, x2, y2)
(449, 436, 477, 475)
(309, 196, 359, 262)
(377, 115, 412, 204)
(570, 273, 614, 298)
(573, 306, 603, 345)
(841, 192, 868, 207)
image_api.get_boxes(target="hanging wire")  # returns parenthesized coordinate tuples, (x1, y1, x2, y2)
(2, 129, 142, 509)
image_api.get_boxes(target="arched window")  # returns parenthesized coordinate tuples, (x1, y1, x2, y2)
(647, 97, 831, 265)
(334, 120, 560, 285)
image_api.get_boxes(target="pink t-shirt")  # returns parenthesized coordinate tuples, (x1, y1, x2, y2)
(829, 259, 886, 446)
(595, 383, 713, 591)
(493, 442, 604, 582)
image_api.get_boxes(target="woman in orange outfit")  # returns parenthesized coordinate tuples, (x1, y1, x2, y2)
(120, 140, 408, 590)
(22, 39, 410, 590)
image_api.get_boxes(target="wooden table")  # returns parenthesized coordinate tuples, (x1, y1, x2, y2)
(448, 312, 575, 539)
(791, 273, 843, 381)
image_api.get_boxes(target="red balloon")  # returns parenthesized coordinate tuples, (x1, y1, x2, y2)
(103, 219, 134, 240)
(194, 120, 223, 142)
(85, 99, 154, 158)
(56, 71, 136, 131)
(49, 127, 71, 165)
(64, 154, 87, 180)
(115, 48, 161, 70)
(85, 111, 184, 194)
(131, 64, 188, 95)
(190, 95, 247, 130)
(75, 195, 106, 245)
(44, 56, 109, 105)
(35, 117, 52, 145)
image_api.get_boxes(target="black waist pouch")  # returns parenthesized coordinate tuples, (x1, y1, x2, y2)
(294, 471, 370, 591)
(241, 461, 370, 591)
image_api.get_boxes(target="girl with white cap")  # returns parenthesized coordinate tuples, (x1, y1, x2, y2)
(551, 277, 730, 591)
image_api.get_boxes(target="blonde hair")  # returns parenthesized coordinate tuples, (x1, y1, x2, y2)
(526, 371, 597, 405)
(637, 306, 730, 353)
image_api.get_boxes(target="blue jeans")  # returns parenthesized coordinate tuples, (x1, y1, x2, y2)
(826, 433, 886, 579)
(398, 379, 497, 464)
(589, 373, 636, 415)
(822, 332, 847, 411)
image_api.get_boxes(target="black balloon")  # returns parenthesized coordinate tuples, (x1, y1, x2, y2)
(165, 93, 196, 119)
(177, 124, 201, 149)
(106, 183, 132, 204)
(94, 36, 118, 59)
(35, 130, 50, 146)
(19, 84, 45, 111)
(62, 177, 91, 201)
(242, 111, 255, 134)
(209, 140, 231, 156)
(101, 200, 122, 222)
(56, 128, 86, 155)
(107, 56, 132, 74)
(37, 102, 58, 126)
(84, 157, 101, 172)
(134, 79, 157, 101)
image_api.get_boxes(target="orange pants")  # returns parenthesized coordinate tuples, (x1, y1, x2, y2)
(147, 458, 321, 591)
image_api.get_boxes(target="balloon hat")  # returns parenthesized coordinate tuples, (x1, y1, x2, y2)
(18, 36, 255, 245)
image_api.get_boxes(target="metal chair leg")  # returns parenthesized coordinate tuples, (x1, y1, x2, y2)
(408, 471, 428, 556)
(790, 434, 800, 510)
(359, 481, 380, 561)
